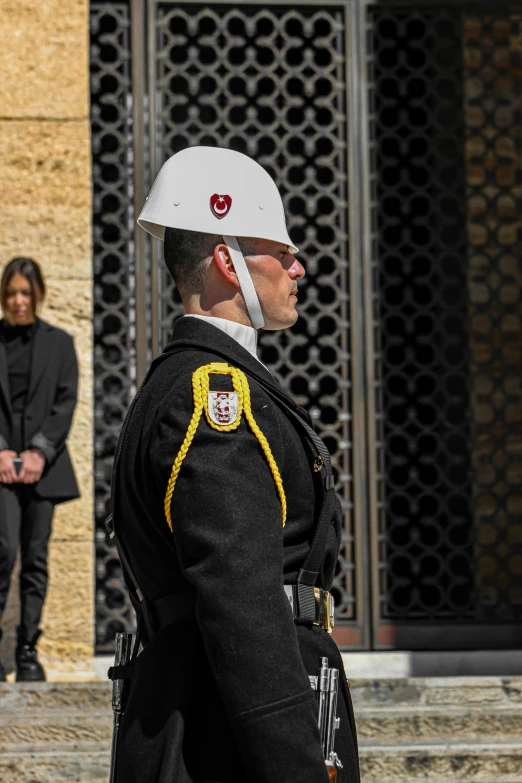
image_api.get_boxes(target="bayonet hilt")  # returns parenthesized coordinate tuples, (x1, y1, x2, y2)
(309, 656, 343, 778)
(325, 667, 339, 759)
(317, 656, 330, 748)
(111, 632, 133, 713)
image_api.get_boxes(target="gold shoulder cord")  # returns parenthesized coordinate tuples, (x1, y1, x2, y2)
(164, 362, 287, 532)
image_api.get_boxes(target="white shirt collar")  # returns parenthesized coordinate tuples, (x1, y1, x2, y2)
(183, 314, 262, 365)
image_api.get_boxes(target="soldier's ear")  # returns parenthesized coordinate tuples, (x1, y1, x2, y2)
(213, 244, 240, 288)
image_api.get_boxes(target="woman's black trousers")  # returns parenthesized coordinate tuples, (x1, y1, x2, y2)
(0, 484, 54, 640)
(0, 412, 54, 640)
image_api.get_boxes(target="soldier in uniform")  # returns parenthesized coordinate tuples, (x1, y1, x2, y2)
(111, 146, 360, 782)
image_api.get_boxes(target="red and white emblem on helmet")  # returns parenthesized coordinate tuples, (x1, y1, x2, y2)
(210, 193, 232, 219)
(208, 391, 239, 426)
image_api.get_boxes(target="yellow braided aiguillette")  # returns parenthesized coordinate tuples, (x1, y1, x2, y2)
(164, 363, 286, 531)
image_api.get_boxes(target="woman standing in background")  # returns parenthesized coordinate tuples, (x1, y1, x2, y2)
(0, 257, 79, 681)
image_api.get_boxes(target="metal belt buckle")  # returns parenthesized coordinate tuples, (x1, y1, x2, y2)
(313, 588, 335, 633)
(324, 591, 335, 634)
(313, 587, 322, 627)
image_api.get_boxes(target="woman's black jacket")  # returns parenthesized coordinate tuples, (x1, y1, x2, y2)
(0, 318, 80, 503)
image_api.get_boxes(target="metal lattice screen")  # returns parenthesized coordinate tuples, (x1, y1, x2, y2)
(91, 0, 358, 651)
(90, 0, 522, 652)
(91, 2, 136, 651)
(151, 3, 355, 624)
(369, 6, 522, 643)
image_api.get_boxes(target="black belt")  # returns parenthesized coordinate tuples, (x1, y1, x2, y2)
(149, 587, 334, 634)
(150, 586, 335, 634)
(108, 585, 333, 682)
(107, 592, 195, 682)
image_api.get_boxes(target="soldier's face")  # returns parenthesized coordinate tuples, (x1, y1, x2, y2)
(245, 239, 305, 330)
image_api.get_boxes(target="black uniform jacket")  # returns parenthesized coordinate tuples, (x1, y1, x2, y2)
(114, 316, 359, 783)
(0, 318, 80, 503)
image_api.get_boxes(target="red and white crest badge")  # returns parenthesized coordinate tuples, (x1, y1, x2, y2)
(210, 193, 232, 219)
(208, 391, 239, 426)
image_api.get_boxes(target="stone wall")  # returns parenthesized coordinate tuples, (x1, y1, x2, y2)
(0, 0, 93, 678)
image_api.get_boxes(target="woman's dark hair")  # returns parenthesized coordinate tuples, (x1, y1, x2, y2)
(0, 257, 46, 315)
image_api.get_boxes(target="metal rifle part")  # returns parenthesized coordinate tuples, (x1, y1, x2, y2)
(309, 656, 343, 780)
(317, 656, 330, 748)
(325, 667, 343, 771)
(109, 632, 133, 783)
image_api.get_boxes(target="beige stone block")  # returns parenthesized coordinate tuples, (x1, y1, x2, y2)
(52, 495, 92, 545)
(37, 278, 93, 544)
(42, 278, 92, 330)
(0, 120, 92, 280)
(40, 540, 94, 658)
(0, 207, 92, 282)
(0, 0, 89, 119)
(0, 1, 94, 678)
(0, 120, 91, 207)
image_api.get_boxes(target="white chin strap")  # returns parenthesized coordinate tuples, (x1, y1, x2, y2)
(223, 235, 265, 330)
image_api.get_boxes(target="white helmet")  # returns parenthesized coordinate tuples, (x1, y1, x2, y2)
(137, 146, 298, 329)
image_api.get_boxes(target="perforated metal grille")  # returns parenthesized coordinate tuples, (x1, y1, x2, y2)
(91, 1, 136, 651)
(464, 13, 522, 620)
(91, 1, 522, 651)
(152, 4, 355, 619)
(370, 7, 522, 623)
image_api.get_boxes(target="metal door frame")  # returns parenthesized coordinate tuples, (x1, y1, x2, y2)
(121, 0, 522, 651)
(129, 0, 374, 648)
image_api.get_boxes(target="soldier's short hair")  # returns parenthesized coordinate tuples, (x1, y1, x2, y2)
(164, 227, 256, 297)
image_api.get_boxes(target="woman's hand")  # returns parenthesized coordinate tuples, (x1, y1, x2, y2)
(0, 450, 18, 484)
(18, 449, 45, 484)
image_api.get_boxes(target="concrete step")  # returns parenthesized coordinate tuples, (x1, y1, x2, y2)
(359, 741, 522, 782)
(0, 750, 110, 783)
(2, 676, 521, 712)
(0, 711, 112, 751)
(350, 677, 522, 710)
(0, 681, 111, 713)
(355, 706, 522, 742)
(1, 742, 521, 783)
(1, 703, 519, 749)
(1, 679, 522, 783)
